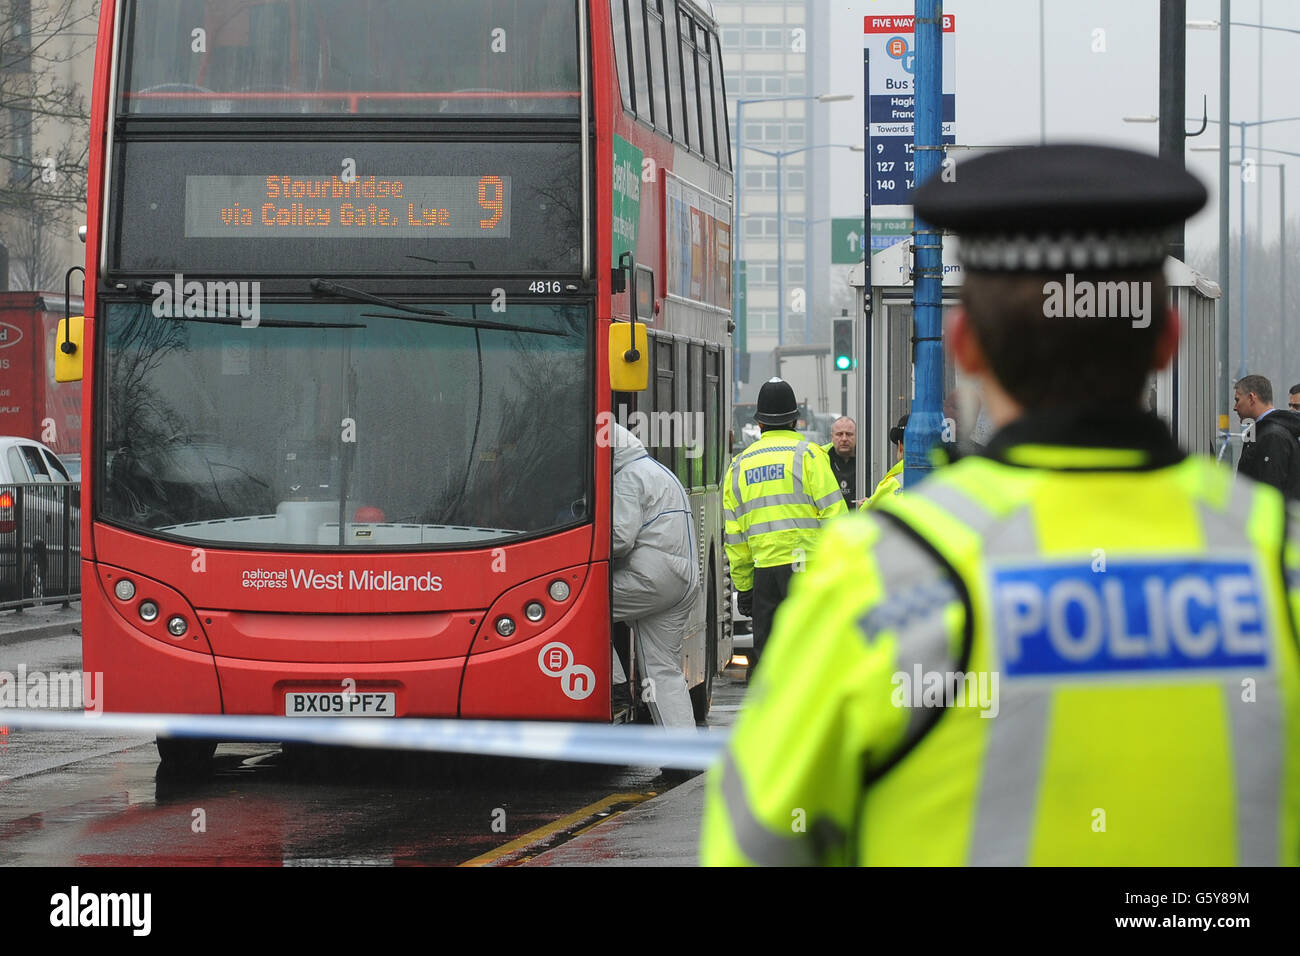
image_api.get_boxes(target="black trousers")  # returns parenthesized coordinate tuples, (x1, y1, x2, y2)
(750, 563, 796, 675)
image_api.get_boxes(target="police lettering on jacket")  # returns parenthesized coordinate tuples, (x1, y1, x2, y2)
(994, 559, 1269, 675)
(745, 464, 786, 484)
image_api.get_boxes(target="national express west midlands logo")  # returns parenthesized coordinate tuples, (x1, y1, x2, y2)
(537, 641, 595, 701)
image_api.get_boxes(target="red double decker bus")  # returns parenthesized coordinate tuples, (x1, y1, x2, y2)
(68, 0, 734, 767)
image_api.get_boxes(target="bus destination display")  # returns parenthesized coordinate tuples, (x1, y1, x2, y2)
(184, 174, 511, 239)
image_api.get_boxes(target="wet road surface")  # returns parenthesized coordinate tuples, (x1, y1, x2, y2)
(0, 633, 744, 866)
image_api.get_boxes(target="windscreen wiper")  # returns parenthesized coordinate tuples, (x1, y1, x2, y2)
(312, 278, 570, 338)
(159, 314, 366, 330)
(311, 278, 457, 317)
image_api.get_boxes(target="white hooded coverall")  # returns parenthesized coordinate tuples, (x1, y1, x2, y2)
(610, 424, 701, 729)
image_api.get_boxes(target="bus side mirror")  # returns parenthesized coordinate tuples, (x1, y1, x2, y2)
(56, 317, 84, 383)
(609, 321, 648, 391)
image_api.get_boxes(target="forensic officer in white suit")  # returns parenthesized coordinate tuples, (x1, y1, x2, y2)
(609, 423, 700, 729)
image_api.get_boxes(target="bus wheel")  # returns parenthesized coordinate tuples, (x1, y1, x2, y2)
(155, 737, 216, 775)
(691, 571, 717, 723)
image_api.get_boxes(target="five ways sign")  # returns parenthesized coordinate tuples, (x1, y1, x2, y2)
(864, 14, 957, 209)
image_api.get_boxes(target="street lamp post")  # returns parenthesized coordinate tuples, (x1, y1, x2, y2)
(1127, 110, 1300, 393)
(1186, 11, 1300, 452)
(730, 93, 852, 398)
(1193, 142, 1290, 389)
(741, 143, 864, 350)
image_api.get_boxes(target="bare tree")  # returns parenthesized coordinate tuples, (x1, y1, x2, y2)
(0, 0, 96, 287)
(8, 198, 59, 288)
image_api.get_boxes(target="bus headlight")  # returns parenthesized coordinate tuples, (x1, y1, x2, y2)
(167, 616, 188, 636)
(114, 579, 136, 601)
(139, 601, 159, 622)
(548, 580, 570, 602)
(525, 602, 545, 622)
(495, 616, 516, 637)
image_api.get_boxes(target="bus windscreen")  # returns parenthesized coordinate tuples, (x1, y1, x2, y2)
(120, 0, 580, 116)
(99, 302, 591, 549)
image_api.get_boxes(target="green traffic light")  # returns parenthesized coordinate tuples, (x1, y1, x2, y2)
(835, 356, 851, 371)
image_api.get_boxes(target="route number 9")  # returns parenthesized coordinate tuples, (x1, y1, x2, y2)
(478, 175, 505, 229)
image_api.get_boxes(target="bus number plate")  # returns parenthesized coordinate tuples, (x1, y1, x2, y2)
(285, 692, 396, 717)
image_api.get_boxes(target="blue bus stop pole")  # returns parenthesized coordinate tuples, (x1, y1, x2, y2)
(906, 0, 944, 483)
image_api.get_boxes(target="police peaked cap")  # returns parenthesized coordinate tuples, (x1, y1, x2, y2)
(913, 144, 1208, 273)
(755, 378, 799, 425)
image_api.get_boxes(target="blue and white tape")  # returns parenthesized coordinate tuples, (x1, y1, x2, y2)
(0, 711, 730, 770)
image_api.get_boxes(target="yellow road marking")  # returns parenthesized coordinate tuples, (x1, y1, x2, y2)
(459, 791, 653, 867)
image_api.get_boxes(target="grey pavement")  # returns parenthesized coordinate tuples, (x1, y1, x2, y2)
(525, 657, 748, 867)
(525, 772, 709, 866)
(0, 601, 80, 646)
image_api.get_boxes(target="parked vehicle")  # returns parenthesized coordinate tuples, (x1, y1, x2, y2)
(0, 293, 83, 458)
(0, 436, 80, 604)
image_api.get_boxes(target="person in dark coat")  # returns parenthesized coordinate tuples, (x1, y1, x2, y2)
(1234, 374, 1300, 499)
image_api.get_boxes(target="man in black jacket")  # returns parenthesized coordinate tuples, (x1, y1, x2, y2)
(1234, 374, 1300, 499)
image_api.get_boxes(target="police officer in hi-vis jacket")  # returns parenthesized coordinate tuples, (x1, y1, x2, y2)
(702, 144, 1300, 866)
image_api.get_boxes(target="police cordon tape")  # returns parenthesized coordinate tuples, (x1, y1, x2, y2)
(0, 710, 730, 770)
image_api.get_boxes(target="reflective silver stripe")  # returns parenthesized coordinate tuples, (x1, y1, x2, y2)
(725, 532, 746, 545)
(1226, 672, 1282, 864)
(791, 441, 811, 494)
(719, 748, 843, 865)
(815, 490, 844, 510)
(731, 462, 742, 513)
(1196, 474, 1260, 544)
(737, 444, 799, 467)
(914, 479, 999, 531)
(746, 517, 821, 536)
(733, 492, 809, 519)
(966, 689, 1051, 865)
(858, 525, 963, 776)
(724, 507, 737, 523)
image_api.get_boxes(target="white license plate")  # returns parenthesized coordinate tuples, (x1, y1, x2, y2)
(284, 692, 396, 717)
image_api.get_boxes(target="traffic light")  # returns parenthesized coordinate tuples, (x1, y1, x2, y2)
(832, 317, 853, 372)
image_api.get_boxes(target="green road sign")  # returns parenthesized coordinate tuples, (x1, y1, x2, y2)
(831, 217, 913, 263)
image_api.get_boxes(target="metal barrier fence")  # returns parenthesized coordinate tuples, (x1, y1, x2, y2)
(0, 482, 80, 611)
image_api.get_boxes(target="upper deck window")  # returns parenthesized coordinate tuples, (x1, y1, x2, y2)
(120, 0, 580, 116)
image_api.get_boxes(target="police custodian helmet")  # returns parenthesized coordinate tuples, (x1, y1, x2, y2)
(755, 378, 799, 425)
(913, 143, 1206, 273)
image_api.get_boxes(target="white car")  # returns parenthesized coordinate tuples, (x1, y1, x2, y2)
(0, 436, 80, 602)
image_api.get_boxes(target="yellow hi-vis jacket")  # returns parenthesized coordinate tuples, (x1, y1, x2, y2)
(862, 458, 905, 510)
(702, 412, 1300, 865)
(723, 429, 848, 592)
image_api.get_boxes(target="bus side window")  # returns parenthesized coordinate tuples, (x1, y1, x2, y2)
(655, 336, 675, 471)
(687, 343, 705, 488)
(627, 0, 652, 125)
(708, 33, 731, 169)
(705, 347, 720, 486)
(695, 29, 716, 163)
(644, 0, 670, 135)
(673, 338, 688, 484)
(610, 0, 633, 113)
(661, 0, 684, 147)
(676, 10, 701, 153)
